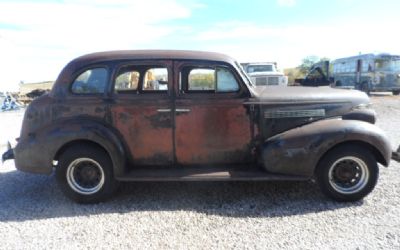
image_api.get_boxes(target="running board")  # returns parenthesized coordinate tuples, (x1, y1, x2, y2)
(116, 166, 308, 182)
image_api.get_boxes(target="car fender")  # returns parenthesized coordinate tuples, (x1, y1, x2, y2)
(35, 117, 126, 177)
(261, 119, 392, 177)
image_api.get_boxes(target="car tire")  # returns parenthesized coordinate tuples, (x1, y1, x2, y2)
(316, 145, 379, 202)
(56, 145, 118, 203)
(393, 91, 400, 96)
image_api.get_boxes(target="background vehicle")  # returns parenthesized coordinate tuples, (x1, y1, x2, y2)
(2, 50, 398, 203)
(241, 62, 288, 86)
(297, 53, 400, 95)
(332, 54, 400, 95)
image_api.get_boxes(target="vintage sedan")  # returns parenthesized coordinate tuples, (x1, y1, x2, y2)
(2, 50, 399, 203)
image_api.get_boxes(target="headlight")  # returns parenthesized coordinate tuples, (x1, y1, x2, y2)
(397, 74, 400, 78)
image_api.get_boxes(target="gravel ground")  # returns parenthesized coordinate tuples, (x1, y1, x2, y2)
(0, 95, 400, 249)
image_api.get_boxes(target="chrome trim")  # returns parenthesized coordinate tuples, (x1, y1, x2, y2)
(264, 109, 325, 119)
(176, 108, 191, 113)
(157, 109, 171, 113)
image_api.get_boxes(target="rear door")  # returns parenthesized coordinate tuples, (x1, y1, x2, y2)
(173, 61, 253, 166)
(110, 60, 174, 166)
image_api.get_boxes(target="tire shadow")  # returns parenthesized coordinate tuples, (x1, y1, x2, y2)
(0, 170, 362, 222)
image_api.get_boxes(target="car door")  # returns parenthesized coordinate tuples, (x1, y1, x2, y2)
(110, 60, 174, 166)
(173, 61, 253, 166)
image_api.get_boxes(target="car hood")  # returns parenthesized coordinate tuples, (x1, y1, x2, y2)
(252, 86, 369, 106)
(248, 86, 372, 138)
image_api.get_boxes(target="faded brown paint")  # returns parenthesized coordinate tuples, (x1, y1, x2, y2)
(111, 101, 174, 166)
(175, 99, 253, 165)
(7, 50, 395, 181)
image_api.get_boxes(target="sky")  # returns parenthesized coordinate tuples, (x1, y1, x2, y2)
(1, 0, 400, 91)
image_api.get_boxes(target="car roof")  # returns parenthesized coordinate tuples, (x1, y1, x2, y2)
(50, 50, 239, 98)
(71, 50, 236, 65)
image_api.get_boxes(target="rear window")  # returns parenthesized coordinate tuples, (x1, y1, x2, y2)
(71, 68, 108, 94)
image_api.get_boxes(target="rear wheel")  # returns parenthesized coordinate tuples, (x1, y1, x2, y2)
(56, 145, 118, 203)
(316, 145, 378, 202)
(393, 91, 400, 96)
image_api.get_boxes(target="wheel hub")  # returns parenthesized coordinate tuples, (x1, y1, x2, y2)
(333, 160, 359, 183)
(66, 158, 105, 195)
(328, 156, 369, 194)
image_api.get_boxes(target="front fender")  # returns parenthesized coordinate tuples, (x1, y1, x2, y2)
(14, 117, 126, 177)
(261, 119, 392, 177)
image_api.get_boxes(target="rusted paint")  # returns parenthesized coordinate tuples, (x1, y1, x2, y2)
(7, 50, 394, 181)
(111, 104, 174, 166)
(174, 99, 254, 165)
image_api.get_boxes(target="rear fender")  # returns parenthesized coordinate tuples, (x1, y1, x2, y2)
(261, 119, 392, 177)
(36, 117, 126, 177)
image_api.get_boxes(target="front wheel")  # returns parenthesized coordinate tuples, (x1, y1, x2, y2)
(316, 145, 379, 202)
(56, 145, 118, 203)
(393, 91, 400, 96)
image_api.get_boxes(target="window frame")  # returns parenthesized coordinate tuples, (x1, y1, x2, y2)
(111, 61, 171, 97)
(114, 69, 141, 94)
(181, 64, 242, 95)
(141, 67, 170, 93)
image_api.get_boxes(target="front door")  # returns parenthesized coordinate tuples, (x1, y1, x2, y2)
(110, 61, 174, 166)
(173, 61, 253, 166)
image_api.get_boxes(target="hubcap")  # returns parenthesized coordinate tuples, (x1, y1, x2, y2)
(328, 156, 369, 194)
(66, 158, 105, 195)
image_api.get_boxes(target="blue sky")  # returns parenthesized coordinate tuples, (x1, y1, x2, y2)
(1, 0, 400, 90)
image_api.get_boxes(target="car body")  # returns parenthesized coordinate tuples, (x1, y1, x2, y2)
(241, 62, 288, 86)
(2, 50, 398, 203)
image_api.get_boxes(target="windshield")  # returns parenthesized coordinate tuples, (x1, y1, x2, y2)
(375, 58, 400, 72)
(235, 61, 254, 88)
(247, 65, 273, 73)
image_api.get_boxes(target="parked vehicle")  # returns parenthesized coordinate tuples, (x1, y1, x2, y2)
(2, 50, 399, 203)
(241, 62, 288, 86)
(296, 53, 400, 95)
(1, 93, 20, 111)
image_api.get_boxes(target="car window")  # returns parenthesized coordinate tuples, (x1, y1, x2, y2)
(143, 68, 168, 91)
(115, 70, 139, 94)
(187, 67, 239, 92)
(71, 68, 107, 94)
(216, 68, 239, 92)
(188, 69, 215, 91)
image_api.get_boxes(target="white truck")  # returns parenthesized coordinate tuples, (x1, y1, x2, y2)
(241, 62, 288, 86)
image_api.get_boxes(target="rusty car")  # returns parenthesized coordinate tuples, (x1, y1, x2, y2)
(2, 50, 400, 203)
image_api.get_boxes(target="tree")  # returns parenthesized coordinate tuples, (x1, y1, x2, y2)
(297, 56, 320, 75)
(297, 56, 330, 76)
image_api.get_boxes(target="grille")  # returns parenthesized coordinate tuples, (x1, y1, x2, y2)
(255, 77, 267, 85)
(267, 77, 279, 85)
(264, 109, 326, 119)
(254, 76, 279, 85)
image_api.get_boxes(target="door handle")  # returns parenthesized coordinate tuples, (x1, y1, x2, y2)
(176, 108, 191, 113)
(157, 108, 171, 113)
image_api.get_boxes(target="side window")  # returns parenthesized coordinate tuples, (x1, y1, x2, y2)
(188, 69, 215, 91)
(216, 68, 239, 92)
(115, 68, 139, 93)
(143, 68, 168, 91)
(187, 67, 239, 92)
(71, 68, 107, 94)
